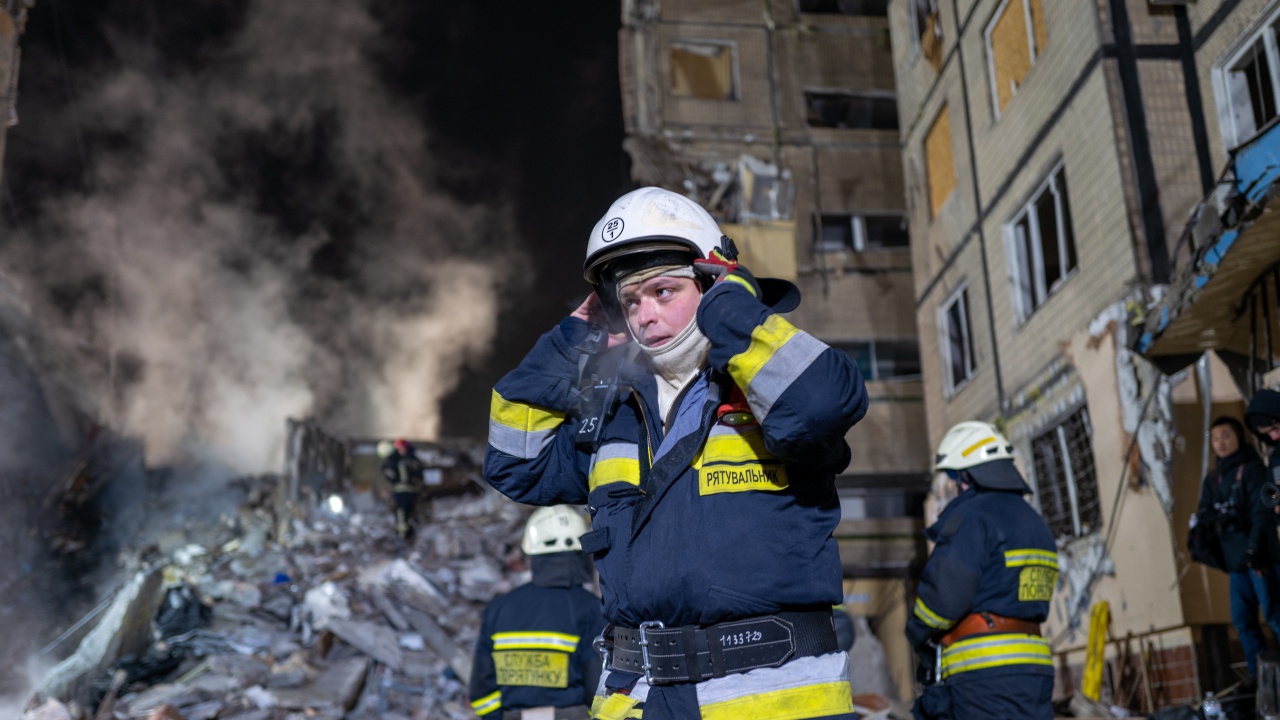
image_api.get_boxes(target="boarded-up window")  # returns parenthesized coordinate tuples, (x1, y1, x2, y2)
(670, 42, 737, 101)
(985, 0, 1048, 117)
(924, 104, 955, 218)
(804, 92, 898, 130)
(1031, 406, 1100, 539)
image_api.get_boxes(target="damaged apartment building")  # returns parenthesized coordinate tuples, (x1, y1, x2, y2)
(890, 0, 1280, 711)
(618, 0, 929, 698)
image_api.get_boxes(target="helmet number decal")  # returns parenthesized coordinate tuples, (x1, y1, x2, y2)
(601, 217, 625, 242)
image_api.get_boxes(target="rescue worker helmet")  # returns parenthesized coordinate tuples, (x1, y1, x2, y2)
(393, 438, 411, 453)
(583, 187, 724, 286)
(934, 421, 1030, 493)
(521, 505, 589, 556)
(375, 439, 395, 459)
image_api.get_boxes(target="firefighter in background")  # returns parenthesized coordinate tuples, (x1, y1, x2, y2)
(380, 438, 424, 541)
(485, 187, 868, 719)
(470, 505, 606, 720)
(907, 422, 1057, 720)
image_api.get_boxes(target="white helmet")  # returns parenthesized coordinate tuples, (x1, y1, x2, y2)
(934, 421, 1029, 492)
(375, 439, 396, 459)
(583, 187, 725, 285)
(521, 505, 590, 555)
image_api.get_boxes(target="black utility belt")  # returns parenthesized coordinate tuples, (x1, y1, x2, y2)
(603, 610, 838, 685)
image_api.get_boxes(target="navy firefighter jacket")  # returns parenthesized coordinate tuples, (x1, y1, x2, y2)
(906, 488, 1059, 681)
(469, 579, 607, 717)
(483, 282, 868, 628)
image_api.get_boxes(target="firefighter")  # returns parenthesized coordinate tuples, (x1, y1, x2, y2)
(381, 438, 424, 541)
(470, 505, 607, 719)
(907, 421, 1057, 720)
(484, 187, 869, 719)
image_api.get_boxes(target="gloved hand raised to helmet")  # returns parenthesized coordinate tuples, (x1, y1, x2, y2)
(693, 248, 762, 299)
(569, 292, 631, 349)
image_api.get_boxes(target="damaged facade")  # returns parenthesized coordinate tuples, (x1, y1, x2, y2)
(0, 0, 29, 179)
(618, 0, 928, 698)
(890, 0, 1280, 711)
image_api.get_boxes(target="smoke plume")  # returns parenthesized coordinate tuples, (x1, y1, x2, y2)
(3, 0, 521, 473)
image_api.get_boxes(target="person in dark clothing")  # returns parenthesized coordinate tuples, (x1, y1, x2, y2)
(470, 505, 607, 720)
(1196, 416, 1278, 679)
(907, 421, 1057, 720)
(381, 438, 425, 541)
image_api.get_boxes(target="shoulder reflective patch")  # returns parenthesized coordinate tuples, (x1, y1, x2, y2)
(589, 442, 640, 491)
(493, 651, 569, 689)
(727, 314, 827, 420)
(491, 631, 580, 652)
(488, 390, 566, 459)
(912, 597, 954, 630)
(694, 425, 788, 495)
(470, 690, 501, 715)
(1017, 566, 1058, 601)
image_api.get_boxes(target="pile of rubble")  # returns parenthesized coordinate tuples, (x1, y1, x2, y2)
(24, 478, 532, 720)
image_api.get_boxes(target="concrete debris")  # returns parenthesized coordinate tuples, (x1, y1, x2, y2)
(26, 473, 531, 720)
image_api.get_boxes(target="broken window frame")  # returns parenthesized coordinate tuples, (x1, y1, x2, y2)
(669, 40, 740, 102)
(816, 213, 909, 252)
(803, 90, 899, 130)
(825, 339, 922, 381)
(1218, 10, 1280, 150)
(797, 0, 889, 17)
(938, 283, 976, 396)
(982, 0, 1042, 121)
(909, 0, 942, 66)
(1029, 405, 1101, 539)
(1004, 162, 1077, 324)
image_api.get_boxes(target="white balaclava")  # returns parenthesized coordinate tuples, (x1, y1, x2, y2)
(616, 264, 711, 423)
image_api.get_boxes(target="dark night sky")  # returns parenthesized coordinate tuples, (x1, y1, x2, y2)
(3, 0, 630, 441)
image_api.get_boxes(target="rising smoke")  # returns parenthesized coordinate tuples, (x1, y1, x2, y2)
(2, 0, 522, 475)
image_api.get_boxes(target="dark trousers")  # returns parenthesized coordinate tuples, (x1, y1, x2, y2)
(914, 673, 1053, 720)
(1229, 567, 1280, 677)
(393, 491, 416, 539)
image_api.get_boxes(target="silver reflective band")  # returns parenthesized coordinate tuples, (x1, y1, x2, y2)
(746, 331, 826, 420)
(488, 420, 558, 459)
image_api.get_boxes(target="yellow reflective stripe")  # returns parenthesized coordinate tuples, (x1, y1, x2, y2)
(492, 631, 580, 652)
(727, 315, 827, 420)
(490, 391, 565, 431)
(722, 273, 758, 296)
(471, 690, 501, 715)
(913, 597, 953, 630)
(1004, 549, 1059, 568)
(589, 443, 640, 491)
(941, 633, 1053, 677)
(961, 436, 996, 457)
(700, 681, 853, 720)
(592, 692, 644, 720)
(695, 428, 777, 465)
(729, 314, 803, 388)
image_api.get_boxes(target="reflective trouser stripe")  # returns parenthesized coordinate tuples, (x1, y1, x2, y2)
(472, 690, 501, 715)
(488, 390, 566, 459)
(589, 442, 640, 491)
(591, 692, 643, 720)
(699, 681, 853, 720)
(913, 597, 954, 630)
(492, 631, 580, 652)
(727, 315, 827, 420)
(941, 633, 1053, 678)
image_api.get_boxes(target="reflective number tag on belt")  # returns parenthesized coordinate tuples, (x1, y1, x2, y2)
(1018, 566, 1057, 602)
(494, 651, 570, 688)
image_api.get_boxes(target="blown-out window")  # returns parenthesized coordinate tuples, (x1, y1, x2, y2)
(1030, 406, 1100, 539)
(827, 340, 921, 380)
(1219, 12, 1280, 149)
(938, 284, 975, 395)
(670, 42, 738, 101)
(817, 214, 909, 252)
(1005, 164, 1077, 322)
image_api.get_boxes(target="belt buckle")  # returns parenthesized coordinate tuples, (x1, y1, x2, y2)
(593, 625, 614, 676)
(638, 620, 665, 684)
